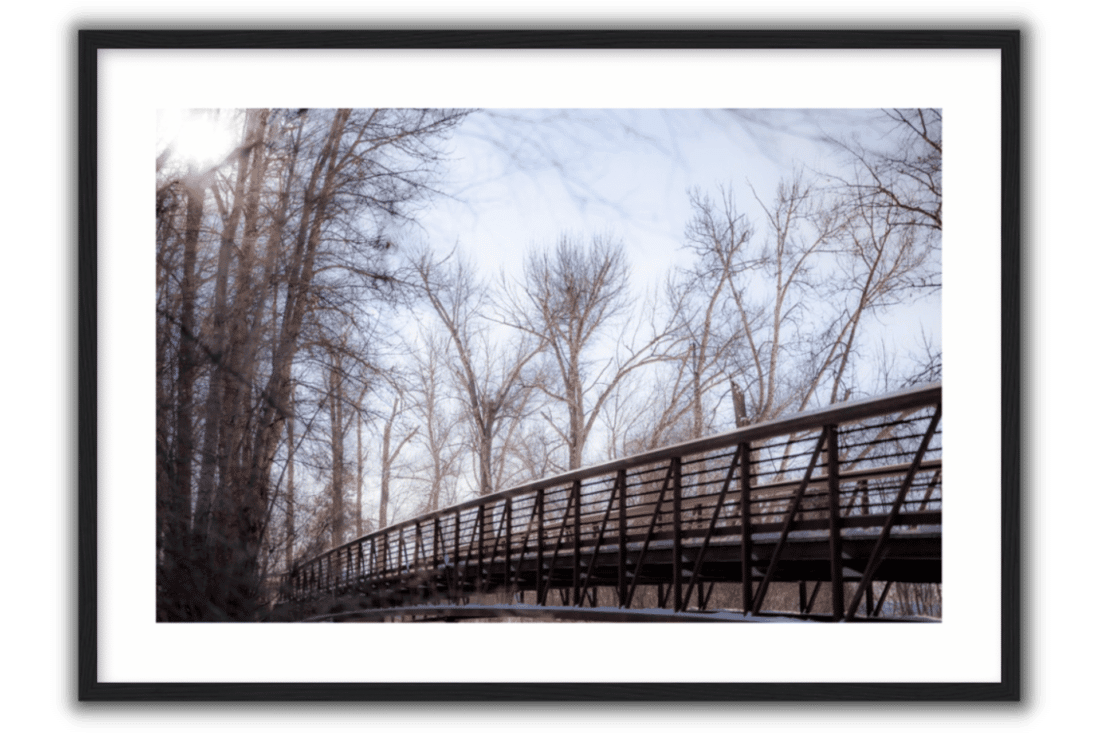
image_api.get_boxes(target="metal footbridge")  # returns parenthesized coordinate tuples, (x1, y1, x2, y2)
(280, 383, 942, 622)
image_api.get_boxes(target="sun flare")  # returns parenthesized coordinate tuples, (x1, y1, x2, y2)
(158, 109, 239, 172)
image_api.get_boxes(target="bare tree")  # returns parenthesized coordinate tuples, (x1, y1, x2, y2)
(406, 328, 465, 513)
(283, 387, 297, 572)
(806, 109, 942, 403)
(155, 169, 207, 606)
(599, 356, 697, 458)
(827, 108, 942, 233)
(377, 381, 419, 528)
(736, 175, 852, 418)
(816, 190, 937, 405)
(354, 395, 368, 537)
(663, 157, 937, 444)
(664, 188, 758, 435)
(496, 416, 566, 485)
(409, 248, 543, 496)
(323, 339, 355, 548)
(155, 107, 467, 620)
(502, 234, 680, 469)
(673, 174, 852, 432)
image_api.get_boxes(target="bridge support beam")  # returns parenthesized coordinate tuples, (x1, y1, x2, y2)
(740, 442, 753, 614)
(616, 469, 627, 607)
(826, 423, 844, 621)
(535, 488, 545, 605)
(572, 480, 581, 606)
(672, 457, 683, 612)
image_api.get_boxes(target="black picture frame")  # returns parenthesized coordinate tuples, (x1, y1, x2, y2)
(78, 29, 1020, 702)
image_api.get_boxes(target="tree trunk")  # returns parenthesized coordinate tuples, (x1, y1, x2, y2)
(284, 403, 295, 573)
(356, 410, 364, 537)
(380, 405, 392, 528)
(171, 174, 205, 547)
(194, 115, 253, 536)
(329, 353, 346, 548)
(225, 110, 350, 617)
(157, 172, 205, 620)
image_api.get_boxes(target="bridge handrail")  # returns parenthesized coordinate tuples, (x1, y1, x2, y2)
(291, 382, 941, 578)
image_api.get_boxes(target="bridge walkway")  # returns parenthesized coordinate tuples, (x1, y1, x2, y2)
(282, 384, 942, 622)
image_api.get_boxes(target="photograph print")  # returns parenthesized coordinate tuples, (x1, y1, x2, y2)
(154, 107, 943, 625)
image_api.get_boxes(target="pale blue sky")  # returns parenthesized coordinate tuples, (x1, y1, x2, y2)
(399, 108, 941, 381)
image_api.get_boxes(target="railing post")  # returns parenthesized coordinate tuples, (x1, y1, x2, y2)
(399, 527, 406, 575)
(572, 481, 582, 606)
(452, 512, 461, 601)
(616, 469, 627, 608)
(826, 423, 844, 621)
(672, 456, 683, 612)
(536, 488, 545, 605)
(380, 533, 387, 578)
(505, 497, 513, 594)
(357, 542, 363, 589)
(414, 521, 423, 572)
(433, 517, 440, 571)
(740, 441, 753, 614)
(477, 504, 486, 595)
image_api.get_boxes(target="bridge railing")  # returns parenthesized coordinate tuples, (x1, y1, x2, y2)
(284, 383, 941, 621)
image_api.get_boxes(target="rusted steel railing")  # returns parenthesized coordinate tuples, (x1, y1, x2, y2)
(284, 383, 942, 621)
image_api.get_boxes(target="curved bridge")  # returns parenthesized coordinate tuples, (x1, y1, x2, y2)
(281, 384, 941, 622)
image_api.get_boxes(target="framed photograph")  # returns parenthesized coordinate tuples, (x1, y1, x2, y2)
(79, 29, 1020, 701)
